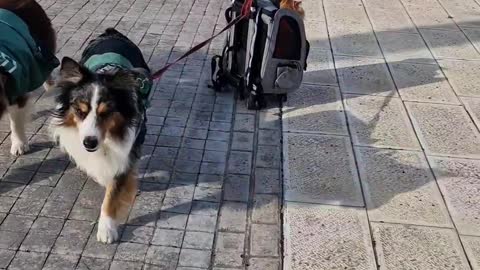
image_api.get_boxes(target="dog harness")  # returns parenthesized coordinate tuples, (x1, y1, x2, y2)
(83, 52, 153, 109)
(80, 29, 153, 147)
(0, 9, 59, 103)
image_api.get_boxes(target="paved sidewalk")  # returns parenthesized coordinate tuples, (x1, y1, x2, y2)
(0, 0, 479, 269)
(284, 0, 480, 269)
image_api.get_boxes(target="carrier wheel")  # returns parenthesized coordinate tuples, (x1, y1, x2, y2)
(278, 94, 287, 103)
(246, 94, 260, 110)
(246, 93, 267, 110)
(212, 74, 223, 92)
(210, 56, 223, 92)
(237, 80, 247, 100)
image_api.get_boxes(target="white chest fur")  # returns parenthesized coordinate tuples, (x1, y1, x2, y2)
(53, 126, 135, 187)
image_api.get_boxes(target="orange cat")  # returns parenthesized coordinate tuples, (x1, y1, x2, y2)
(280, 0, 305, 19)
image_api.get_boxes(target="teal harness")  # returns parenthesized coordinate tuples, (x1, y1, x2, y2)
(0, 9, 59, 103)
(83, 52, 153, 109)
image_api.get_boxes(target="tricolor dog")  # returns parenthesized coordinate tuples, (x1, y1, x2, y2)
(51, 28, 152, 243)
(0, 0, 58, 156)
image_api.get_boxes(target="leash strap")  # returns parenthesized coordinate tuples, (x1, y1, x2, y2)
(151, 0, 254, 80)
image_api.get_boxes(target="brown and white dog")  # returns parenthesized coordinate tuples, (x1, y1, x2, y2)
(0, 0, 57, 156)
(51, 28, 151, 243)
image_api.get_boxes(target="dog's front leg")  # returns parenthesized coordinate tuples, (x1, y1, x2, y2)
(8, 96, 30, 156)
(97, 170, 138, 244)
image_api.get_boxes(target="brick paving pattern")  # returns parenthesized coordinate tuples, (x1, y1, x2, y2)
(0, 0, 480, 269)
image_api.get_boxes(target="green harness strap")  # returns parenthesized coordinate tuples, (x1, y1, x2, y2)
(84, 52, 153, 108)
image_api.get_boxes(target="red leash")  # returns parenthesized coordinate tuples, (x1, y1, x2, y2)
(151, 0, 254, 80)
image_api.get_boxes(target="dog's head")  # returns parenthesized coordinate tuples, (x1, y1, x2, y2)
(53, 57, 140, 152)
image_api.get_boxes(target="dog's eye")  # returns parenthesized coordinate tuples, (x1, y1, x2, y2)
(73, 106, 87, 118)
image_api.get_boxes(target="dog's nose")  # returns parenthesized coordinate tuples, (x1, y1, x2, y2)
(83, 136, 99, 152)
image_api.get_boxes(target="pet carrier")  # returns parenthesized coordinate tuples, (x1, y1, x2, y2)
(211, 0, 308, 110)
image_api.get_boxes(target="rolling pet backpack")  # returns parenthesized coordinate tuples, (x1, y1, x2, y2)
(211, 0, 308, 110)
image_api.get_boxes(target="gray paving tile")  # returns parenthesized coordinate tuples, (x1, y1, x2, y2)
(252, 194, 279, 224)
(284, 134, 363, 206)
(254, 168, 280, 194)
(336, 55, 397, 96)
(248, 258, 280, 270)
(378, 32, 434, 64)
(43, 254, 79, 270)
(114, 242, 148, 262)
(259, 110, 280, 130)
(462, 97, 480, 131)
(193, 186, 222, 202)
(52, 220, 93, 256)
(151, 228, 184, 247)
(227, 151, 252, 175)
(401, 0, 457, 30)
(156, 212, 188, 230)
(250, 224, 279, 257)
(178, 249, 211, 268)
(429, 157, 480, 235)
(224, 175, 249, 202)
(420, 29, 480, 60)
(283, 84, 347, 135)
(0, 214, 35, 233)
(284, 202, 376, 270)
(364, 0, 417, 33)
(77, 256, 111, 270)
(302, 49, 336, 85)
(218, 202, 247, 233)
(257, 130, 280, 146)
(187, 214, 217, 233)
(183, 231, 214, 250)
(304, 20, 330, 50)
(372, 223, 470, 270)
(145, 246, 180, 269)
(389, 62, 459, 104)
(356, 147, 452, 226)
(196, 175, 222, 191)
(0, 249, 14, 268)
(121, 225, 154, 244)
(461, 235, 480, 270)
(324, 0, 382, 57)
(109, 260, 144, 270)
(8, 251, 48, 270)
(345, 94, 419, 149)
(231, 132, 254, 151)
(406, 102, 480, 157)
(256, 145, 281, 169)
(438, 59, 480, 97)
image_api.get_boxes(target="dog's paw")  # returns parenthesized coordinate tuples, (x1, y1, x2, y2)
(10, 141, 29, 156)
(97, 215, 118, 244)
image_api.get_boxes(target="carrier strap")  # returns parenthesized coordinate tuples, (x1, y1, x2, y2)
(151, 0, 253, 80)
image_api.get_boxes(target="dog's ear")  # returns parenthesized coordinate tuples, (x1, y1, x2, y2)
(59, 57, 85, 84)
(109, 69, 141, 91)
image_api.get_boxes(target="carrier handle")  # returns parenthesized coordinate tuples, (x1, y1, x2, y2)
(225, 7, 233, 23)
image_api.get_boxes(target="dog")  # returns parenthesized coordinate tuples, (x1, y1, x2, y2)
(51, 28, 152, 243)
(0, 0, 58, 155)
